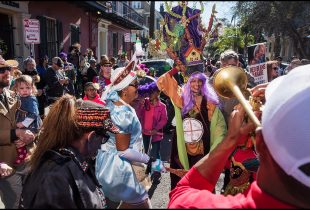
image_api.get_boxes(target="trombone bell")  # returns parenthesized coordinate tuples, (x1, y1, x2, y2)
(213, 66, 261, 127)
(213, 66, 248, 99)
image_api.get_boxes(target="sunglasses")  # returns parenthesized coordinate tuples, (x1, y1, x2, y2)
(0, 67, 12, 74)
(102, 64, 112, 68)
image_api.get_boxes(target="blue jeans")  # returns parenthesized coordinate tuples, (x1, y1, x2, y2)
(142, 134, 161, 160)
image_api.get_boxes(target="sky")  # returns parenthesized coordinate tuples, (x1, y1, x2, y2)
(155, 1, 236, 25)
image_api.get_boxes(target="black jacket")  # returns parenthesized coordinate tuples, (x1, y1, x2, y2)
(20, 148, 106, 209)
(45, 67, 67, 98)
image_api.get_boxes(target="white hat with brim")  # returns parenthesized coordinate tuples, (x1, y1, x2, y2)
(262, 64, 310, 188)
(101, 60, 137, 100)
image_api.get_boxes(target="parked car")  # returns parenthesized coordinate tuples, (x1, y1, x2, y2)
(140, 58, 173, 77)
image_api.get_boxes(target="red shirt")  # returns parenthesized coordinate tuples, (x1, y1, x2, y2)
(168, 167, 295, 209)
(83, 94, 105, 106)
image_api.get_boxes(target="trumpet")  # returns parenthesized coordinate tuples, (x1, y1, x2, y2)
(213, 66, 262, 127)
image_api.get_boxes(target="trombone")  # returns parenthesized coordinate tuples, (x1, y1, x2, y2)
(213, 65, 261, 127)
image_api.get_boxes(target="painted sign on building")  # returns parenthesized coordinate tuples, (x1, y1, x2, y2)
(23, 19, 40, 44)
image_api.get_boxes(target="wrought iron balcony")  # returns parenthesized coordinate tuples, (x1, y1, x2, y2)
(95, 1, 144, 29)
(109, 1, 144, 27)
(80, 1, 144, 30)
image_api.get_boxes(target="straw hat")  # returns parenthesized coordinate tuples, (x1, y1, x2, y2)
(0, 55, 19, 68)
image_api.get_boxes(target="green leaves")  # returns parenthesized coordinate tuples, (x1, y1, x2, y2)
(204, 26, 254, 57)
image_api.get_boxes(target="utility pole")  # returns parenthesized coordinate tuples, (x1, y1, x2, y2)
(149, 1, 155, 39)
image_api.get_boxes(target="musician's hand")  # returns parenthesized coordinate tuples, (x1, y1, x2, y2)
(249, 83, 268, 98)
(227, 104, 256, 146)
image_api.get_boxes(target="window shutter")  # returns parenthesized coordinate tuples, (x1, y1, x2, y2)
(56, 20, 63, 53)
(37, 16, 47, 59)
(70, 25, 80, 46)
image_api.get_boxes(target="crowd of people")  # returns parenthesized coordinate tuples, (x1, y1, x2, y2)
(1, 37, 310, 209)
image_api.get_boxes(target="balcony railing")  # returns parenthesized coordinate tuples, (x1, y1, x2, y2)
(109, 1, 144, 27)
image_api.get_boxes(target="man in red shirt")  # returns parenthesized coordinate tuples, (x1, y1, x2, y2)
(83, 82, 105, 106)
(168, 64, 310, 208)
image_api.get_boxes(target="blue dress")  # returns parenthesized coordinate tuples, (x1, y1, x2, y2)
(95, 98, 148, 203)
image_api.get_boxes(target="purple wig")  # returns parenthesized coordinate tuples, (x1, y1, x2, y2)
(138, 81, 159, 97)
(181, 72, 219, 116)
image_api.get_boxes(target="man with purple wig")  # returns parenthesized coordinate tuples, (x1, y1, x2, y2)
(156, 1, 226, 190)
(157, 67, 227, 190)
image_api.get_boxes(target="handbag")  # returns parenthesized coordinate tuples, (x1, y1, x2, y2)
(185, 109, 208, 156)
(132, 163, 152, 191)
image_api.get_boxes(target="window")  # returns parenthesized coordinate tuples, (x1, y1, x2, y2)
(132, 1, 141, 9)
(37, 16, 63, 59)
(46, 18, 57, 58)
(70, 24, 80, 46)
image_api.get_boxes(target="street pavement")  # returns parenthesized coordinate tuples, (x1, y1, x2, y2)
(149, 133, 224, 208)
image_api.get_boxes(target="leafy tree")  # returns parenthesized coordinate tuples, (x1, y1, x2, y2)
(233, 1, 310, 59)
(204, 26, 255, 58)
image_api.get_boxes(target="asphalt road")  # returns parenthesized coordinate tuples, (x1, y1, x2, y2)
(149, 132, 224, 208)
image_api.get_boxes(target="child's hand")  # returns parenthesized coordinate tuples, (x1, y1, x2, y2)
(0, 163, 14, 177)
(14, 139, 26, 148)
(16, 122, 25, 128)
(150, 129, 158, 135)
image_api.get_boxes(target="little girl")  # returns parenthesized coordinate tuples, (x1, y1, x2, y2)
(13, 75, 42, 164)
(137, 81, 168, 163)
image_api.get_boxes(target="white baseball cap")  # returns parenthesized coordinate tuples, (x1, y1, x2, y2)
(262, 64, 310, 188)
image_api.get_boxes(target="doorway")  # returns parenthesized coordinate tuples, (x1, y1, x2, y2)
(0, 12, 14, 59)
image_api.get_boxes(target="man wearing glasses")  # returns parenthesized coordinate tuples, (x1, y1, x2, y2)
(0, 56, 35, 208)
(83, 82, 105, 105)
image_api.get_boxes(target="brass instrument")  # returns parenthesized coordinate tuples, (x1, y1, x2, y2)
(213, 66, 261, 127)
